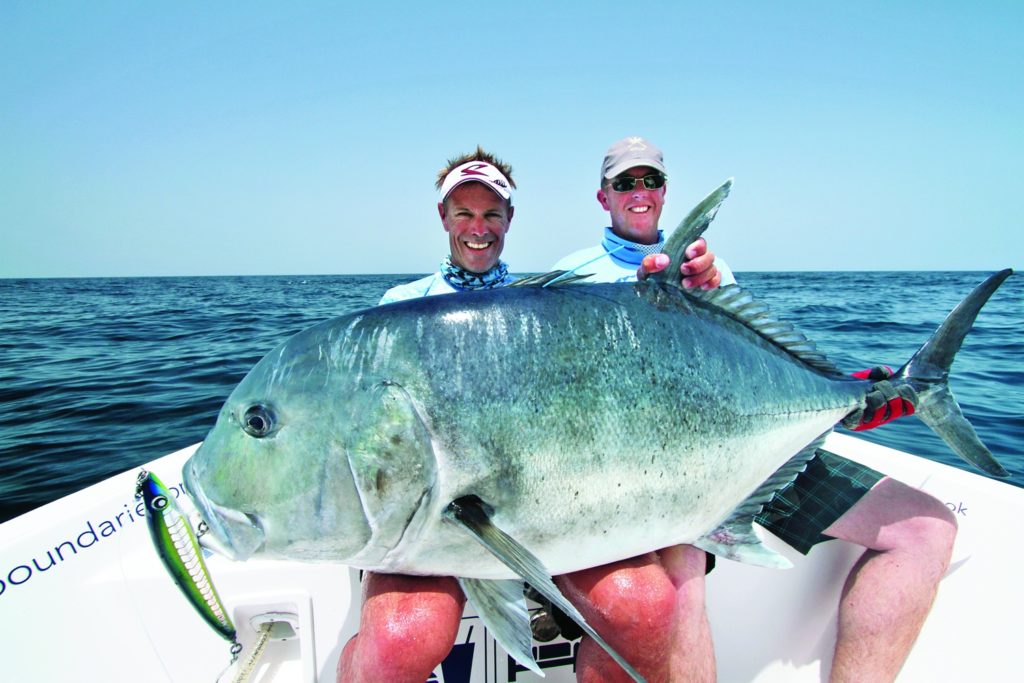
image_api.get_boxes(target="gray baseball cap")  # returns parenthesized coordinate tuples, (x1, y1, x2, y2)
(601, 136, 667, 181)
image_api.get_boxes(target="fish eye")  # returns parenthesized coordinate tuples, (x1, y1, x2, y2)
(242, 404, 276, 438)
(152, 495, 168, 510)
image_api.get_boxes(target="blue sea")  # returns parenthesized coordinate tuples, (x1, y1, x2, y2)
(1, 272, 1021, 524)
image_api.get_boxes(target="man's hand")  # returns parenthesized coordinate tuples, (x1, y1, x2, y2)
(843, 366, 917, 431)
(637, 238, 721, 289)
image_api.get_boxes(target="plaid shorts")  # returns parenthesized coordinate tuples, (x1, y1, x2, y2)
(754, 450, 884, 554)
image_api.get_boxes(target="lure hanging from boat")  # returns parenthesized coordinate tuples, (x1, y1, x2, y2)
(135, 469, 242, 660)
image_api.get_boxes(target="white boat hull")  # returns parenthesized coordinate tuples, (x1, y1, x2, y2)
(1, 433, 1020, 682)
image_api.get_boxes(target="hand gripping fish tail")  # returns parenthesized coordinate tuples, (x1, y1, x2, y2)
(845, 268, 1013, 477)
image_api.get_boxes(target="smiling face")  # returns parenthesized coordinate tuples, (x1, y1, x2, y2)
(439, 182, 514, 273)
(597, 166, 666, 245)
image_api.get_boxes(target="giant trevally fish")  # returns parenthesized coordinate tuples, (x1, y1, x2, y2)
(183, 181, 1012, 680)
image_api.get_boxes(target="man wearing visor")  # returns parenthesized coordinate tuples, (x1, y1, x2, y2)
(379, 149, 519, 304)
(340, 145, 722, 682)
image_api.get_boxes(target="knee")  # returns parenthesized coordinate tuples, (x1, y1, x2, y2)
(890, 491, 959, 569)
(925, 508, 958, 566)
(381, 598, 461, 658)
(378, 620, 456, 671)
(357, 603, 460, 679)
(909, 493, 957, 545)
(357, 576, 465, 677)
(581, 561, 678, 636)
(852, 480, 959, 559)
(569, 561, 679, 681)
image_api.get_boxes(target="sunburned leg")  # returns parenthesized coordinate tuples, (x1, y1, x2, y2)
(658, 545, 715, 683)
(556, 553, 678, 683)
(337, 572, 465, 683)
(822, 477, 957, 683)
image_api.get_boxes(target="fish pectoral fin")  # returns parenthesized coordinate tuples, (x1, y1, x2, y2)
(458, 578, 541, 676)
(443, 496, 647, 683)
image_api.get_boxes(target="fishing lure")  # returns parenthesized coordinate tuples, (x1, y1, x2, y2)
(135, 469, 241, 658)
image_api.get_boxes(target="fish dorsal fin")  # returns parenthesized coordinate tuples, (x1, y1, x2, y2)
(686, 284, 846, 377)
(507, 271, 593, 288)
(694, 433, 831, 568)
(650, 179, 733, 286)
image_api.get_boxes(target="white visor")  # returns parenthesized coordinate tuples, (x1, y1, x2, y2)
(439, 161, 513, 203)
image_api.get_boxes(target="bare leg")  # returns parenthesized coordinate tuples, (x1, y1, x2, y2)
(337, 572, 465, 683)
(556, 553, 678, 683)
(659, 545, 716, 683)
(822, 477, 957, 682)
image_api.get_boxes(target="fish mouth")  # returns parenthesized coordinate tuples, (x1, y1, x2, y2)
(183, 457, 266, 561)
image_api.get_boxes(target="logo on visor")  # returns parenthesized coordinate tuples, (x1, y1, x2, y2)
(461, 163, 490, 177)
(493, 179, 508, 188)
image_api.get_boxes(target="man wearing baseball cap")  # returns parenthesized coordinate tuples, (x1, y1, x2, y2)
(553, 135, 731, 287)
(550, 136, 954, 682)
(546, 136, 730, 681)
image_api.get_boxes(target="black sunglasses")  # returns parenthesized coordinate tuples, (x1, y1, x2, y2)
(608, 173, 666, 193)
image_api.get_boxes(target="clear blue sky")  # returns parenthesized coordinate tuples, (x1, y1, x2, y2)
(3, 2, 1021, 277)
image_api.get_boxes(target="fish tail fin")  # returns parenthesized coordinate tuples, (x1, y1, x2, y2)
(895, 269, 1013, 478)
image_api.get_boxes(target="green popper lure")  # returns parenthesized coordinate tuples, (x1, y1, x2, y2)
(135, 469, 240, 656)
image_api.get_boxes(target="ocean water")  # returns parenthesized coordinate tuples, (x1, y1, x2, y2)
(1, 271, 1020, 524)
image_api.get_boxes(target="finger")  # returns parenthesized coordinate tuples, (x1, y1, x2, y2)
(637, 253, 670, 280)
(681, 251, 714, 276)
(682, 265, 720, 289)
(685, 238, 707, 260)
(701, 271, 722, 290)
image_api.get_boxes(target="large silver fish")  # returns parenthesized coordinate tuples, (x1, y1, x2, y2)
(183, 184, 1011, 679)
